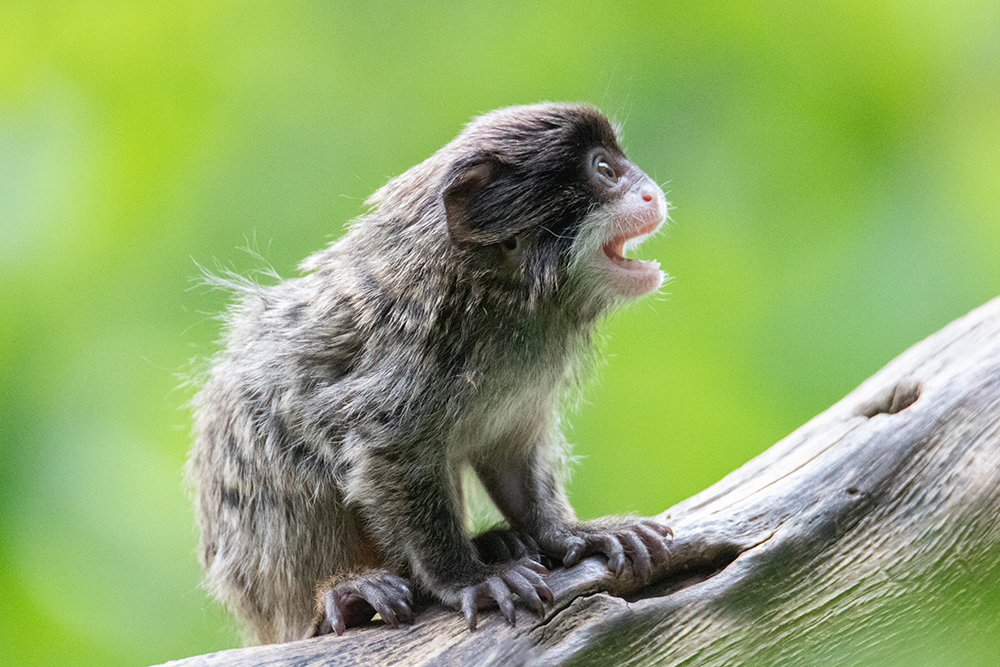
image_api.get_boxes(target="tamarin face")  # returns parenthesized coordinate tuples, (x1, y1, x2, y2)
(440, 103, 669, 310)
(568, 143, 669, 303)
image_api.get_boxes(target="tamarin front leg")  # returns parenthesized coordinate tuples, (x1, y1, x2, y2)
(474, 444, 673, 584)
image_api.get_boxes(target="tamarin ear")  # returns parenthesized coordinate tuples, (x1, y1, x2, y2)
(443, 156, 501, 248)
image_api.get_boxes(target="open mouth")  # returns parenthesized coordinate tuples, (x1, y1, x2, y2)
(602, 220, 662, 274)
(593, 213, 666, 300)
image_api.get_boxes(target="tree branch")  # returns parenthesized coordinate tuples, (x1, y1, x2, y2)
(160, 295, 1000, 667)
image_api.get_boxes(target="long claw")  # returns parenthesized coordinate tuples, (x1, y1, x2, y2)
(489, 577, 515, 625)
(315, 570, 415, 636)
(621, 530, 651, 582)
(379, 603, 399, 628)
(550, 517, 673, 582)
(563, 540, 584, 568)
(325, 589, 347, 636)
(603, 535, 626, 577)
(641, 520, 673, 538)
(397, 600, 414, 625)
(462, 587, 479, 631)
(505, 570, 545, 614)
(522, 558, 549, 575)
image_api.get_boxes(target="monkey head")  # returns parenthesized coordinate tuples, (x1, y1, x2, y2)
(439, 103, 669, 315)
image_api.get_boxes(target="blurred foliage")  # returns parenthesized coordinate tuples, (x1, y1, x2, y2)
(1, 1, 998, 665)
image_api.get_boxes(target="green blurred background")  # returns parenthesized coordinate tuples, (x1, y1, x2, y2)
(1, 1, 998, 665)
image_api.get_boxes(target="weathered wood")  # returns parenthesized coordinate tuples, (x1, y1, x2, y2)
(160, 295, 1000, 667)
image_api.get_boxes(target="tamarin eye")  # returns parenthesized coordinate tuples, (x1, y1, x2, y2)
(594, 156, 617, 184)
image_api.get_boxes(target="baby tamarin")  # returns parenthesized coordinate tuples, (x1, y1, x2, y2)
(189, 102, 672, 644)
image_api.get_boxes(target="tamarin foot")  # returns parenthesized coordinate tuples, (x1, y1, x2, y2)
(545, 518, 673, 584)
(309, 569, 414, 637)
(457, 558, 552, 631)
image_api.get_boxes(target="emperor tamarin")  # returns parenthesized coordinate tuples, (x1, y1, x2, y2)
(189, 102, 673, 644)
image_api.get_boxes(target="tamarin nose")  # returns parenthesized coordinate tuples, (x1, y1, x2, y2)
(641, 185, 661, 204)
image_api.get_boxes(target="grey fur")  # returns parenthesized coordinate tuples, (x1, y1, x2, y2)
(189, 103, 672, 644)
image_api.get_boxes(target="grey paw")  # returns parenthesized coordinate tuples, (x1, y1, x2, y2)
(310, 570, 414, 636)
(560, 518, 673, 583)
(458, 558, 551, 631)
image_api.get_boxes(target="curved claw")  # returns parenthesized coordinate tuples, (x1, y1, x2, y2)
(314, 570, 414, 637)
(457, 558, 553, 631)
(488, 576, 515, 625)
(643, 519, 674, 538)
(553, 517, 674, 581)
(562, 537, 585, 568)
(621, 530, 652, 582)
(503, 569, 544, 614)
(602, 533, 626, 577)
(461, 586, 479, 631)
(324, 589, 348, 636)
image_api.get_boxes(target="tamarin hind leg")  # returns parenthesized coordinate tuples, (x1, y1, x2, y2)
(308, 569, 415, 637)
